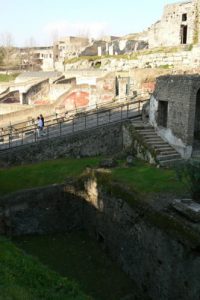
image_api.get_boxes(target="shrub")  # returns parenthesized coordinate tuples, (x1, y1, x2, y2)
(175, 160, 200, 202)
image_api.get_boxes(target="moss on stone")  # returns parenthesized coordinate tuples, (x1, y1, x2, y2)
(81, 169, 200, 248)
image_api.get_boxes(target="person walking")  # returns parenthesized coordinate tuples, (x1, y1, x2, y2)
(40, 114, 44, 128)
(40, 114, 45, 136)
(37, 116, 43, 138)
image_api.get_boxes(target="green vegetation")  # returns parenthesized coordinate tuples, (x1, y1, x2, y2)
(111, 160, 184, 194)
(175, 160, 200, 202)
(94, 61, 101, 68)
(0, 157, 100, 196)
(158, 64, 174, 69)
(0, 236, 90, 300)
(0, 73, 19, 82)
(81, 169, 198, 247)
(0, 157, 184, 196)
(64, 46, 184, 65)
(0, 48, 4, 65)
(14, 232, 137, 300)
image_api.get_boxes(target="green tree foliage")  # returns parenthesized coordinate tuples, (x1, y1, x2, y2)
(175, 160, 200, 202)
(0, 47, 5, 65)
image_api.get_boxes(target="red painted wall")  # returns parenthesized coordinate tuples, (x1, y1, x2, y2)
(141, 82, 156, 93)
(62, 91, 89, 110)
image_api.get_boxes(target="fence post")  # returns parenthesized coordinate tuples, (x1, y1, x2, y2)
(35, 126, 37, 142)
(47, 125, 49, 139)
(21, 129, 23, 145)
(59, 122, 62, 136)
(9, 134, 11, 149)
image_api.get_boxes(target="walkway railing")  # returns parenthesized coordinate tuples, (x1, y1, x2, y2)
(0, 99, 147, 151)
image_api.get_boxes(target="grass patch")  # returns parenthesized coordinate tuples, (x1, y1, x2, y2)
(111, 160, 184, 195)
(0, 73, 19, 82)
(0, 236, 90, 300)
(0, 158, 185, 197)
(158, 64, 174, 69)
(0, 157, 100, 196)
(14, 232, 138, 300)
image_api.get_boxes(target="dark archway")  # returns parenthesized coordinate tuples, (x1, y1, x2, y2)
(115, 77, 119, 97)
(158, 100, 168, 128)
(194, 89, 200, 146)
(180, 25, 187, 44)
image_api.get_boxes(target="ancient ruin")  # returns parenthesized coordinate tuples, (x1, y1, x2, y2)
(150, 75, 200, 158)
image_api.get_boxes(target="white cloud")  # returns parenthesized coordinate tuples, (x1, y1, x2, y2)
(43, 20, 110, 41)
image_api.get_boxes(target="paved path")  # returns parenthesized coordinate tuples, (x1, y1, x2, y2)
(0, 102, 141, 151)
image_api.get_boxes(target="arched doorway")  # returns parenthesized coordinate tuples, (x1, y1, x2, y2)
(194, 89, 200, 146)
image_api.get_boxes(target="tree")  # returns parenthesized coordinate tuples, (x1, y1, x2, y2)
(0, 32, 14, 67)
(176, 160, 200, 202)
(0, 47, 5, 65)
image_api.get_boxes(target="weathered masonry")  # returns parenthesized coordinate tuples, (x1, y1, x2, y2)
(1, 176, 200, 300)
(150, 75, 200, 158)
(147, 0, 200, 47)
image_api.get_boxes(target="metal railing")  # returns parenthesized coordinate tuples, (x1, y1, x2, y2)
(0, 98, 147, 151)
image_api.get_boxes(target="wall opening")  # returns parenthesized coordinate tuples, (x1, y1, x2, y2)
(194, 89, 200, 141)
(182, 13, 187, 21)
(180, 25, 188, 44)
(158, 101, 168, 128)
(115, 77, 119, 96)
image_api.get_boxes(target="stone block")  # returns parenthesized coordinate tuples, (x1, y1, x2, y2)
(172, 199, 200, 222)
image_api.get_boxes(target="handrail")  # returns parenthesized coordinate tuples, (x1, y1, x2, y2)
(1, 93, 149, 131)
(0, 98, 147, 151)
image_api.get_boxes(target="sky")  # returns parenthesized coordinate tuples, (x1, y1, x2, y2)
(0, 0, 179, 46)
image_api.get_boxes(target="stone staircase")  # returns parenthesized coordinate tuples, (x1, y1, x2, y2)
(131, 119, 183, 167)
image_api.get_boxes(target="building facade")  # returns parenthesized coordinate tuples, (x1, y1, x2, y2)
(149, 75, 200, 158)
(147, 0, 200, 48)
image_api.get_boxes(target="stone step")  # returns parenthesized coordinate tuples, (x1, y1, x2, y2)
(145, 138, 166, 143)
(157, 154, 181, 161)
(132, 121, 182, 167)
(146, 141, 168, 145)
(157, 151, 178, 156)
(141, 133, 158, 139)
(159, 158, 183, 167)
(153, 145, 174, 150)
(133, 125, 153, 130)
(136, 129, 155, 133)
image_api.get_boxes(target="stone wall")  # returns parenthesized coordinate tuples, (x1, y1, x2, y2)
(49, 83, 72, 101)
(0, 176, 200, 300)
(64, 46, 200, 71)
(0, 185, 83, 235)
(150, 75, 200, 158)
(0, 90, 19, 104)
(0, 103, 31, 115)
(0, 122, 123, 166)
(147, 1, 196, 47)
(23, 79, 50, 104)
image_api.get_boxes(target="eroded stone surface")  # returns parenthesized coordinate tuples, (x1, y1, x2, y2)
(173, 198, 200, 222)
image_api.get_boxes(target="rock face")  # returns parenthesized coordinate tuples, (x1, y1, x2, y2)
(0, 175, 200, 300)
